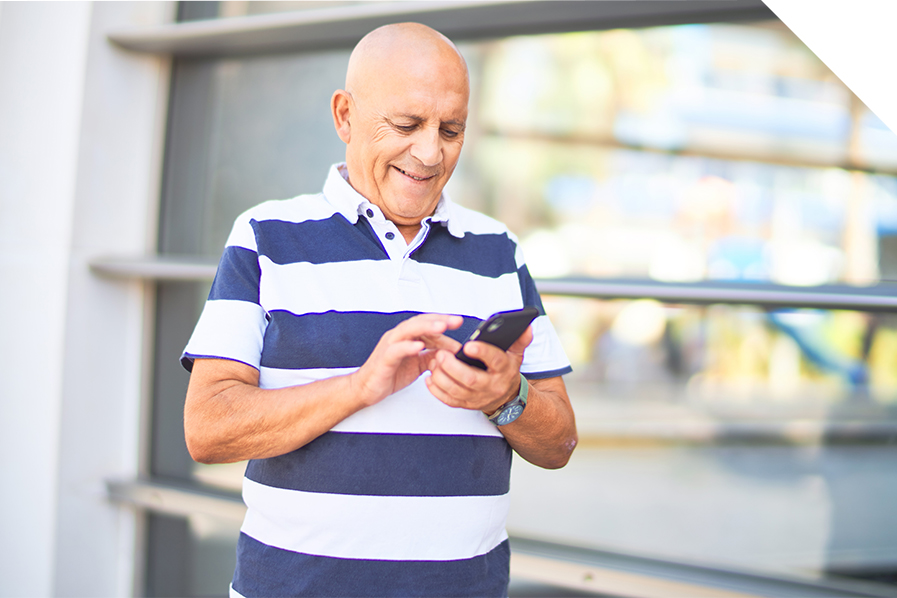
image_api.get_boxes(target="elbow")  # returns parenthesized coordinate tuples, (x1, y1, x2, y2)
(184, 409, 228, 464)
(186, 444, 215, 465)
(554, 432, 579, 469)
(539, 433, 579, 470)
(184, 411, 246, 464)
(184, 431, 220, 464)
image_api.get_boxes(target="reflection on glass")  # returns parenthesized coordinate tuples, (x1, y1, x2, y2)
(157, 14, 897, 594)
(449, 22, 897, 588)
(453, 24, 897, 291)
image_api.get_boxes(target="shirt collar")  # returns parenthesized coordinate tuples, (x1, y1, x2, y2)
(322, 163, 464, 239)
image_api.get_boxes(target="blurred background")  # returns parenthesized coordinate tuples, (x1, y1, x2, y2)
(3, 1, 897, 597)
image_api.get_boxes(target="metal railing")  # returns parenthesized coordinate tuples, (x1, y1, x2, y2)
(107, 478, 897, 598)
(90, 254, 897, 312)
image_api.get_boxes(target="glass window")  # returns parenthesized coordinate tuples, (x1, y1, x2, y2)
(149, 7, 897, 596)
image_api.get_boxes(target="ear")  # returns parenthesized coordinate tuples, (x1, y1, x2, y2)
(331, 89, 352, 144)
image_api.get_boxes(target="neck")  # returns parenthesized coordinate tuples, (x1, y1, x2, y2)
(397, 222, 421, 245)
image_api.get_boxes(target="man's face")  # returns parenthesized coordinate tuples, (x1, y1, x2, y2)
(339, 54, 469, 230)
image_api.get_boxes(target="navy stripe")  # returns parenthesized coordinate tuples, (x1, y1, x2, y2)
(233, 534, 510, 598)
(209, 246, 260, 303)
(516, 264, 545, 315)
(353, 215, 388, 256)
(524, 365, 573, 380)
(246, 432, 511, 497)
(180, 353, 258, 374)
(252, 216, 388, 265)
(260, 311, 481, 369)
(411, 226, 518, 278)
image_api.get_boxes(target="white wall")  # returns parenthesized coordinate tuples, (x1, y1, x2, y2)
(0, 2, 173, 596)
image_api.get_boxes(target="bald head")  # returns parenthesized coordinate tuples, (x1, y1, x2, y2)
(345, 23, 468, 101)
(331, 23, 470, 241)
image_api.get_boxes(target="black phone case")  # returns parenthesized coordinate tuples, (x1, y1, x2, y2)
(455, 306, 540, 370)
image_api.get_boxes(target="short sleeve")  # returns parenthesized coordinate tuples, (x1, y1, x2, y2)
(181, 214, 269, 372)
(515, 247, 572, 379)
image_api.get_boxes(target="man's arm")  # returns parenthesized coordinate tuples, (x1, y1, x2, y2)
(184, 314, 463, 463)
(425, 328, 578, 469)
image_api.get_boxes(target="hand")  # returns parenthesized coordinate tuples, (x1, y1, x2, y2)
(425, 326, 534, 414)
(351, 313, 463, 406)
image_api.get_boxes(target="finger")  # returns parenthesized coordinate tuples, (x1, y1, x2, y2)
(420, 332, 462, 353)
(434, 348, 486, 386)
(507, 325, 534, 357)
(428, 350, 482, 398)
(392, 314, 464, 342)
(459, 340, 515, 372)
(427, 355, 508, 412)
(377, 340, 426, 367)
(419, 348, 446, 374)
(425, 371, 473, 409)
(425, 375, 460, 408)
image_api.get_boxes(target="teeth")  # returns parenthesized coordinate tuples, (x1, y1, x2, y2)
(398, 167, 426, 181)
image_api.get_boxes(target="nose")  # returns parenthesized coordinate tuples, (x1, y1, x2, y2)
(409, 126, 442, 167)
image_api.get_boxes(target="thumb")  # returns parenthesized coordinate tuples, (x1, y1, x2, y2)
(508, 325, 534, 357)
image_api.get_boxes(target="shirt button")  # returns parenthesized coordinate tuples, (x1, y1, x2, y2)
(385, 232, 395, 240)
(366, 209, 374, 218)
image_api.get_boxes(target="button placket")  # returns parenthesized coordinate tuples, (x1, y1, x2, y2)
(404, 218, 431, 259)
(361, 204, 398, 260)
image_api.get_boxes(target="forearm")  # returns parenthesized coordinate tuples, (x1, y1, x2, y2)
(184, 315, 464, 464)
(184, 359, 368, 463)
(497, 377, 577, 469)
(424, 333, 577, 469)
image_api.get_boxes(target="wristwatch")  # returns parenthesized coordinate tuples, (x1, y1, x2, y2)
(488, 373, 529, 426)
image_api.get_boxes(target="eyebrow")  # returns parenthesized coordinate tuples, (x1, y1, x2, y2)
(392, 113, 467, 131)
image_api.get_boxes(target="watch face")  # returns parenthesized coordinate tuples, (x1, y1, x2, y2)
(498, 403, 524, 426)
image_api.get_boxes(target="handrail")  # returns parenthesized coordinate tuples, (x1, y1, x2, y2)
(89, 255, 897, 312)
(510, 536, 897, 598)
(90, 255, 218, 281)
(106, 478, 897, 598)
(106, 0, 774, 57)
(482, 129, 897, 177)
(106, 477, 245, 522)
(536, 277, 897, 313)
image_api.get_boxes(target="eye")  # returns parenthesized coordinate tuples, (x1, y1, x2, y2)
(441, 128, 460, 139)
(395, 123, 417, 133)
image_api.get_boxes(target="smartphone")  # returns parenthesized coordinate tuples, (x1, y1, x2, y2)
(455, 306, 540, 370)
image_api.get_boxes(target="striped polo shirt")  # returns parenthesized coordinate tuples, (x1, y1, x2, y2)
(182, 163, 571, 597)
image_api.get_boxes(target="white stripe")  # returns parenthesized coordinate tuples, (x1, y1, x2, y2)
(184, 300, 267, 368)
(224, 216, 257, 252)
(241, 477, 510, 561)
(242, 194, 336, 224)
(331, 376, 503, 437)
(229, 584, 245, 598)
(258, 366, 355, 390)
(403, 261, 522, 319)
(259, 257, 521, 319)
(448, 201, 520, 238)
(521, 316, 572, 375)
(224, 195, 340, 251)
(258, 370, 503, 438)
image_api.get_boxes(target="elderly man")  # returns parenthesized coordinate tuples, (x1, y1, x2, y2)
(182, 22, 577, 598)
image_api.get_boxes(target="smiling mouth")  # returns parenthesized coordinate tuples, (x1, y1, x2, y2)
(393, 166, 435, 182)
